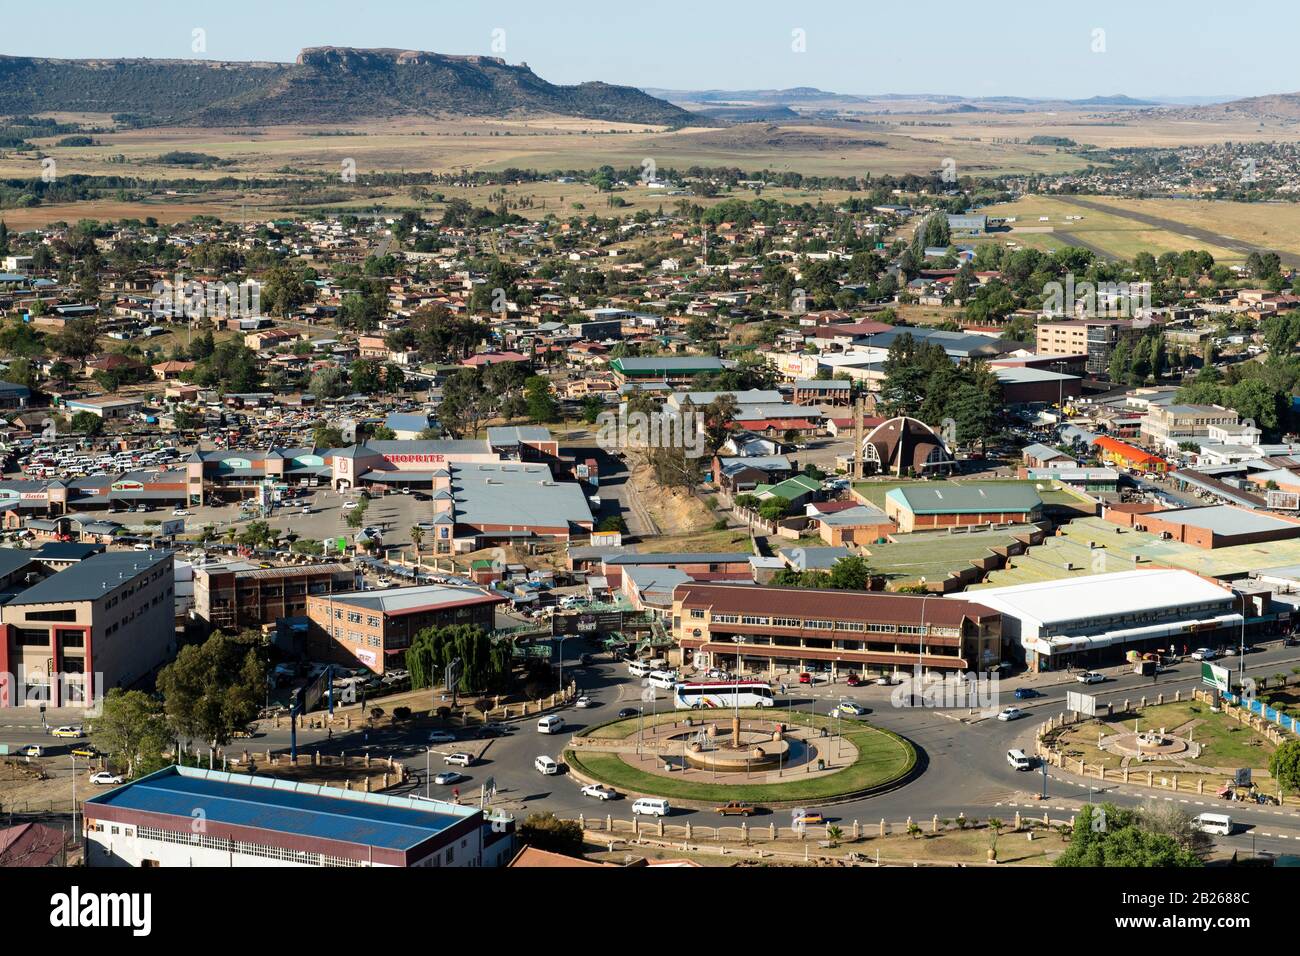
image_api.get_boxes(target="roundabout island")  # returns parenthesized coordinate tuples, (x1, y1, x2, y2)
(564, 708, 917, 808)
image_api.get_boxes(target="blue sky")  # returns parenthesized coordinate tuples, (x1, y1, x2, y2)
(5, 0, 1297, 100)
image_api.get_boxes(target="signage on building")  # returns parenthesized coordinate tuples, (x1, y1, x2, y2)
(160, 518, 185, 536)
(111, 481, 143, 492)
(354, 648, 377, 667)
(383, 454, 447, 465)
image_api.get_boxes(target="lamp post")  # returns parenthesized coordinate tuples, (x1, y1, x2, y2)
(913, 594, 929, 707)
(732, 636, 743, 730)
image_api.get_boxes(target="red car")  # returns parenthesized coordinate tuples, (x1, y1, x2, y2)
(798, 672, 812, 684)
(844, 674, 861, 687)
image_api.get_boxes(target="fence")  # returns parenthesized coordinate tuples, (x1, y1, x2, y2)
(1035, 688, 1298, 805)
(1223, 690, 1300, 735)
(569, 810, 1076, 846)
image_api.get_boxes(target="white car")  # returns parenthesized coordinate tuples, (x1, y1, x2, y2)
(996, 707, 1024, 721)
(427, 730, 457, 744)
(443, 752, 474, 767)
(89, 771, 124, 786)
(1191, 648, 1216, 661)
(342, 501, 359, 511)
(574, 696, 595, 709)
(433, 770, 466, 786)
(1076, 672, 1105, 685)
(172, 508, 190, 516)
(580, 783, 615, 800)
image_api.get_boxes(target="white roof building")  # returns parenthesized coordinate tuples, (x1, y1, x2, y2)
(953, 569, 1240, 670)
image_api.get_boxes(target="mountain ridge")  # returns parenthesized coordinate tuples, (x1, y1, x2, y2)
(0, 47, 697, 127)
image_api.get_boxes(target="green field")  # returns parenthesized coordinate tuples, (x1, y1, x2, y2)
(566, 709, 915, 803)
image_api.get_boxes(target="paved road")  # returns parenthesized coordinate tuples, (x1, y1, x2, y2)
(7, 641, 1299, 856)
(1053, 195, 1300, 268)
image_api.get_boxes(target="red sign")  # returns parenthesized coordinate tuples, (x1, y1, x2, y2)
(383, 454, 446, 465)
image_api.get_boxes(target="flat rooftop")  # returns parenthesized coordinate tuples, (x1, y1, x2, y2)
(83, 766, 475, 850)
(1149, 505, 1300, 537)
(324, 582, 503, 616)
(7, 549, 170, 605)
(956, 568, 1234, 626)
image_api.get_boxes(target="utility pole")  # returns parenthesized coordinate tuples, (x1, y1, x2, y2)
(852, 397, 865, 482)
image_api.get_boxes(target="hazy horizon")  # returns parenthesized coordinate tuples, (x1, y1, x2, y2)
(2, 0, 1295, 103)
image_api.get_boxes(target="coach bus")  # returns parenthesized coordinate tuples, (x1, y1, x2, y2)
(673, 680, 775, 709)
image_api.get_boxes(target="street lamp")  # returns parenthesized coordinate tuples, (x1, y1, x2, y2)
(913, 594, 929, 707)
(732, 636, 743, 729)
(556, 634, 571, 696)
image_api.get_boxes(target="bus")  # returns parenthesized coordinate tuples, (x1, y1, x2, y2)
(674, 680, 775, 710)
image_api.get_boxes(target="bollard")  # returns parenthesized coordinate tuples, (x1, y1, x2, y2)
(1013, 811, 1021, 831)
(932, 814, 938, 833)
(879, 818, 886, 837)
(605, 814, 612, 832)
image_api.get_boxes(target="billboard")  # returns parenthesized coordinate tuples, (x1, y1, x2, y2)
(159, 518, 185, 536)
(1267, 490, 1300, 512)
(552, 610, 624, 636)
(1066, 691, 1097, 716)
(1201, 662, 1230, 693)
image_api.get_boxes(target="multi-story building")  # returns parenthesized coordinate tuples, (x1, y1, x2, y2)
(193, 561, 361, 630)
(671, 582, 1003, 679)
(0, 550, 175, 708)
(1035, 319, 1145, 377)
(1139, 403, 1259, 452)
(305, 584, 504, 673)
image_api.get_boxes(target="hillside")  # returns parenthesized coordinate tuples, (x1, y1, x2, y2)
(0, 47, 696, 127)
(1162, 91, 1300, 124)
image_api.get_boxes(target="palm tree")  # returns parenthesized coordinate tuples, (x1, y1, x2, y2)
(906, 822, 922, 840)
(826, 825, 843, 847)
(410, 525, 424, 563)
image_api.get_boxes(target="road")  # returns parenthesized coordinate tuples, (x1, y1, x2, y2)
(1052, 195, 1300, 269)
(7, 640, 1299, 856)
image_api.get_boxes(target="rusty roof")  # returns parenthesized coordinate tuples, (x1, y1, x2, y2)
(673, 582, 997, 627)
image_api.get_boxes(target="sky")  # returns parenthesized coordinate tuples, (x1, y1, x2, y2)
(4, 0, 1298, 101)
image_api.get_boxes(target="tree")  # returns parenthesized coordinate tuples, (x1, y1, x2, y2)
(70, 411, 103, 436)
(313, 423, 345, 448)
(52, 316, 99, 368)
(406, 623, 511, 695)
(757, 496, 792, 522)
(154, 632, 266, 747)
(309, 365, 349, 399)
(1270, 739, 1300, 797)
(260, 264, 309, 317)
(827, 555, 874, 590)
(439, 368, 493, 438)
(410, 525, 425, 554)
(518, 812, 584, 856)
(1055, 804, 1203, 867)
(524, 375, 558, 423)
(91, 689, 170, 779)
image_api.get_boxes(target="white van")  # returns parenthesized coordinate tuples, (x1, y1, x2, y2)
(1193, 812, 1233, 835)
(1007, 749, 1032, 771)
(534, 755, 559, 775)
(627, 661, 653, 678)
(537, 714, 565, 734)
(631, 797, 670, 817)
(648, 673, 678, 691)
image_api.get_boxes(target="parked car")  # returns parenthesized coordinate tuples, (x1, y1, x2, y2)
(427, 730, 457, 744)
(844, 673, 861, 687)
(71, 744, 100, 758)
(1191, 647, 1216, 661)
(581, 783, 615, 800)
(996, 707, 1024, 722)
(16, 744, 43, 757)
(89, 771, 124, 786)
(443, 752, 474, 767)
(1007, 749, 1033, 771)
(798, 672, 813, 684)
(715, 801, 756, 816)
(1076, 672, 1105, 685)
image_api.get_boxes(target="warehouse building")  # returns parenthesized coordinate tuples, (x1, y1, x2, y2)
(884, 483, 1044, 533)
(84, 766, 514, 867)
(952, 568, 1241, 672)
